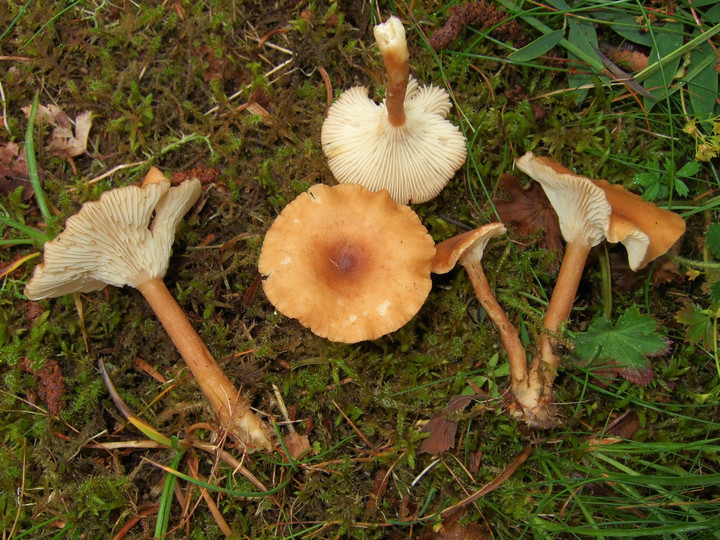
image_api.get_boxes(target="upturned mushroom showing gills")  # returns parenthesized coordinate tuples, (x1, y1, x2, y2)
(513, 152, 612, 425)
(25, 168, 273, 452)
(321, 15, 467, 204)
(258, 183, 435, 343)
(513, 152, 686, 426)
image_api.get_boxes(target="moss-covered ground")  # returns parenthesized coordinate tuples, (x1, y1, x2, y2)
(1, 1, 719, 538)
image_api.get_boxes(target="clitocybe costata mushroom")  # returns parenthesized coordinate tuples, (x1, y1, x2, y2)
(258, 183, 435, 343)
(25, 168, 273, 451)
(321, 16, 467, 204)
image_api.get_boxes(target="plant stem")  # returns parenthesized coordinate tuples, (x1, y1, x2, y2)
(670, 254, 720, 271)
(137, 277, 273, 451)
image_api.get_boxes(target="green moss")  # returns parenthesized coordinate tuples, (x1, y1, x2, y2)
(0, 0, 718, 536)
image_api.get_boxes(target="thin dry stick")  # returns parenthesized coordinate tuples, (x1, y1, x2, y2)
(332, 400, 378, 453)
(187, 457, 232, 537)
(440, 445, 533, 519)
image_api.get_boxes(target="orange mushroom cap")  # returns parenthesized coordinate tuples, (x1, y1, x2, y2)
(432, 222, 507, 273)
(591, 179, 686, 270)
(258, 184, 435, 343)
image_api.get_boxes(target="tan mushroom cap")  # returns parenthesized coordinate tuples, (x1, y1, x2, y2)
(515, 152, 611, 248)
(432, 222, 507, 273)
(258, 183, 435, 343)
(25, 171, 201, 300)
(591, 179, 686, 270)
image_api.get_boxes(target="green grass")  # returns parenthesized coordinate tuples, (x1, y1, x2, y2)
(0, 0, 719, 537)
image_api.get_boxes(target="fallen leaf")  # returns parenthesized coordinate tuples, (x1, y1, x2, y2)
(493, 173, 563, 269)
(22, 104, 92, 159)
(419, 394, 472, 455)
(418, 507, 491, 540)
(600, 42, 649, 72)
(284, 431, 311, 460)
(366, 467, 389, 513)
(0, 142, 33, 199)
(47, 110, 92, 158)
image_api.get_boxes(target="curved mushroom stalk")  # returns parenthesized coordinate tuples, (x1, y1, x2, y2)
(433, 224, 542, 417)
(25, 169, 274, 452)
(137, 278, 272, 449)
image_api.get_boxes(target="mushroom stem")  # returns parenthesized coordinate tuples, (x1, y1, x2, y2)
(375, 16, 409, 127)
(136, 277, 273, 451)
(511, 241, 591, 427)
(461, 257, 528, 385)
(538, 241, 591, 370)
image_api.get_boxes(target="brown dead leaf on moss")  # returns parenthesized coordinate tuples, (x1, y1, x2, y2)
(21, 104, 92, 159)
(600, 43, 650, 72)
(419, 394, 472, 455)
(418, 507, 491, 539)
(493, 173, 563, 268)
(0, 142, 34, 199)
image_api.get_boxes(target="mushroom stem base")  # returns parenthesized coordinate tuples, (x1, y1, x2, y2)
(509, 364, 558, 428)
(510, 242, 592, 427)
(137, 277, 273, 451)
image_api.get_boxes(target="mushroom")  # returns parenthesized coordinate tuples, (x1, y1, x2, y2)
(512, 152, 611, 424)
(432, 224, 526, 381)
(432, 223, 551, 417)
(258, 183, 435, 343)
(25, 168, 273, 451)
(591, 178, 686, 270)
(321, 15, 467, 204)
(515, 152, 612, 367)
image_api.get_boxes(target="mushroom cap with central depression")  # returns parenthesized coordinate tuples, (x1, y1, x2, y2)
(258, 184, 435, 343)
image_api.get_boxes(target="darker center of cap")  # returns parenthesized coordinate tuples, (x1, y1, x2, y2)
(323, 240, 369, 284)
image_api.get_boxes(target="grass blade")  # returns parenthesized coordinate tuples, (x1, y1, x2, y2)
(24, 91, 51, 221)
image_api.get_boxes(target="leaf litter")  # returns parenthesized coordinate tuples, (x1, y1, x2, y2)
(21, 104, 92, 159)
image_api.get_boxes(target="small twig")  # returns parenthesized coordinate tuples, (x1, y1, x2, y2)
(332, 400, 378, 453)
(440, 444, 532, 519)
(86, 160, 149, 185)
(187, 457, 232, 537)
(257, 27, 290, 51)
(318, 66, 333, 114)
(111, 505, 158, 540)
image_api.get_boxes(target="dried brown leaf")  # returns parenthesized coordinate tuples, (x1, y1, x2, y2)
(47, 110, 92, 158)
(493, 173, 563, 265)
(419, 395, 472, 455)
(0, 142, 33, 199)
(22, 104, 92, 158)
(418, 507, 491, 540)
(284, 432, 311, 460)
